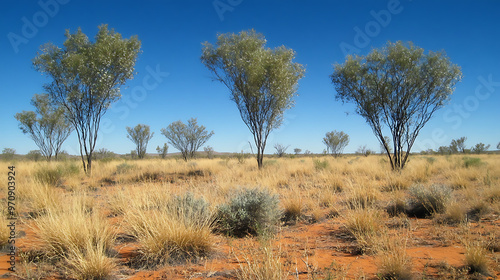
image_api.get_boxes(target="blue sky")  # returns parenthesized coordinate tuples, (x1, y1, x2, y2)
(1, 0, 499, 155)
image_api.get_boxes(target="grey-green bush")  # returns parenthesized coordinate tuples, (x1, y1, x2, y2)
(217, 187, 281, 237)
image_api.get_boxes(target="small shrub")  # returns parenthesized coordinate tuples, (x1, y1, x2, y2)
(217, 187, 281, 237)
(116, 162, 134, 174)
(313, 159, 329, 171)
(406, 184, 451, 218)
(34, 167, 63, 186)
(463, 157, 482, 168)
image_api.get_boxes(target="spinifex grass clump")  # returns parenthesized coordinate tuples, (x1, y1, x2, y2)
(342, 206, 385, 254)
(217, 187, 281, 237)
(125, 192, 214, 268)
(376, 234, 413, 280)
(33, 162, 81, 187)
(464, 242, 490, 276)
(32, 195, 116, 279)
(406, 184, 451, 218)
(236, 245, 288, 280)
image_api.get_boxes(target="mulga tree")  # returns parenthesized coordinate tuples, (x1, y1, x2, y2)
(323, 130, 349, 157)
(33, 25, 141, 174)
(126, 124, 154, 159)
(201, 29, 305, 169)
(161, 118, 214, 161)
(15, 93, 73, 161)
(331, 41, 462, 170)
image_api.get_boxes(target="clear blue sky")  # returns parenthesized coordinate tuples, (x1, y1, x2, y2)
(1, 0, 499, 155)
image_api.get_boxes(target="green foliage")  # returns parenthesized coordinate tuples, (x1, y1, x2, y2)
(216, 187, 281, 237)
(156, 143, 169, 159)
(313, 159, 329, 171)
(93, 148, 116, 162)
(33, 162, 80, 186)
(204, 146, 214, 159)
(116, 162, 135, 174)
(126, 124, 154, 159)
(323, 130, 349, 157)
(293, 148, 301, 155)
(471, 143, 490, 154)
(463, 157, 482, 168)
(450, 137, 467, 153)
(406, 184, 451, 218)
(234, 151, 249, 164)
(26, 150, 43, 161)
(1, 148, 16, 161)
(170, 193, 210, 222)
(33, 25, 141, 174)
(332, 41, 462, 170)
(15, 94, 72, 161)
(161, 118, 213, 161)
(201, 29, 305, 169)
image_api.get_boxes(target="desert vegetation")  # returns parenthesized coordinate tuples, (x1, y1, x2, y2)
(1, 154, 499, 279)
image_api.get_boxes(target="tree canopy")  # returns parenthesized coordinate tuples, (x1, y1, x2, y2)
(33, 25, 141, 174)
(15, 93, 72, 161)
(126, 124, 154, 159)
(161, 118, 214, 161)
(201, 29, 305, 169)
(323, 130, 349, 157)
(331, 41, 462, 170)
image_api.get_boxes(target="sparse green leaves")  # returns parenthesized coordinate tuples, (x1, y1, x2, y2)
(126, 124, 154, 159)
(15, 93, 72, 161)
(323, 130, 349, 157)
(201, 29, 305, 168)
(332, 41, 462, 170)
(161, 118, 214, 161)
(33, 25, 141, 173)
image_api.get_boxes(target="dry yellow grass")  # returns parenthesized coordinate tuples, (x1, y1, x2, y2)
(1, 153, 499, 278)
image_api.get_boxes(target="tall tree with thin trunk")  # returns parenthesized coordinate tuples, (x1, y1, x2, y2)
(33, 25, 141, 174)
(331, 41, 462, 170)
(126, 124, 154, 159)
(15, 93, 72, 161)
(201, 29, 305, 169)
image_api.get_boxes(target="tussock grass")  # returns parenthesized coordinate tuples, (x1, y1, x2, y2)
(236, 245, 288, 280)
(376, 233, 413, 280)
(406, 184, 451, 218)
(125, 192, 214, 268)
(464, 242, 490, 275)
(0, 210, 10, 247)
(65, 239, 116, 280)
(31, 194, 116, 279)
(342, 206, 385, 254)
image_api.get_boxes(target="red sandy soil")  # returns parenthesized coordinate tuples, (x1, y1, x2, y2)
(1, 215, 499, 279)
